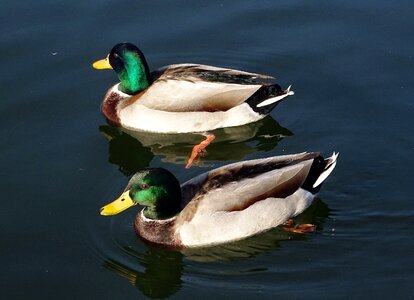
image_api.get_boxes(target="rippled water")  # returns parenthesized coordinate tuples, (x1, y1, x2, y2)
(2, 0, 414, 299)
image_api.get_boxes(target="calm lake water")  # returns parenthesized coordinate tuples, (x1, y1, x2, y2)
(2, 0, 413, 299)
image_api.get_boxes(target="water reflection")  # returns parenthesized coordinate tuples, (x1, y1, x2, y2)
(99, 116, 292, 174)
(101, 199, 329, 298)
(103, 247, 183, 299)
(99, 125, 154, 176)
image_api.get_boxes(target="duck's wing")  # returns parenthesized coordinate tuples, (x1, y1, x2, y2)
(177, 152, 320, 221)
(152, 63, 274, 84)
(131, 64, 276, 112)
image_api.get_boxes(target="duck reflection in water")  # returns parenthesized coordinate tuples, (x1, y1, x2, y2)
(99, 116, 293, 175)
(101, 199, 329, 298)
(103, 247, 183, 299)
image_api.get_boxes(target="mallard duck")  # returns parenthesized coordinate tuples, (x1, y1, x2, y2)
(93, 43, 294, 134)
(100, 152, 338, 248)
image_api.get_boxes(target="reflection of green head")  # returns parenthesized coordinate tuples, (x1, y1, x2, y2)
(108, 43, 151, 94)
(126, 168, 182, 219)
(103, 247, 184, 298)
(99, 125, 154, 176)
(136, 247, 183, 298)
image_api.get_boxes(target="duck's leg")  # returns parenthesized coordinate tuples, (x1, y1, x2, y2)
(185, 133, 215, 169)
(282, 219, 316, 234)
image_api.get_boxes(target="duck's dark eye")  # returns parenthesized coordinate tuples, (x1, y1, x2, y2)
(140, 184, 149, 190)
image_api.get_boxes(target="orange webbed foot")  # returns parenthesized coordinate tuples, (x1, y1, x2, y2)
(185, 133, 215, 169)
(283, 219, 316, 234)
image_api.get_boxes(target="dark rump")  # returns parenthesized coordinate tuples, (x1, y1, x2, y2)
(245, 84, 286, 115)
(301, 155, 327, 194)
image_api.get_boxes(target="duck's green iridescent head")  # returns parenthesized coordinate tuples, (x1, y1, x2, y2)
(100, 168, 182, 219)
(93, 42, 151, 95)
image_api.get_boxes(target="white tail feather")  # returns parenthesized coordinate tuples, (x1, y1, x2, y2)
(286, 85, 295, 95)
(313, 152, 339, 188)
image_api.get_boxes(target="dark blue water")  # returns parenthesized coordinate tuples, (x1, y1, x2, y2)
(1, 1, 413, 299)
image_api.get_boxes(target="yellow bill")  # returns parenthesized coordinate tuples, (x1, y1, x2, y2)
(100, 190, 136, 216)
(92, 55, 112, 70)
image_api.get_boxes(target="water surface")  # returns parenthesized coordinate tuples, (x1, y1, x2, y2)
(1, 0, 414, 299)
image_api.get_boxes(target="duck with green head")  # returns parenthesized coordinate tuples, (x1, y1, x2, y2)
(92, 43, 294, 134)
(100, 152, 338, 248)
